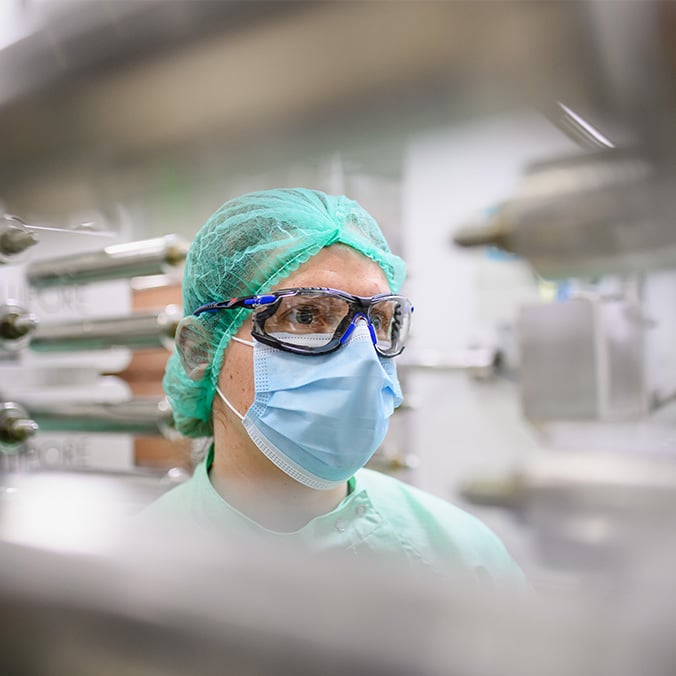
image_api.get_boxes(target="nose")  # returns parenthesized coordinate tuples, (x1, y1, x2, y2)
(339, 313, 377, 347)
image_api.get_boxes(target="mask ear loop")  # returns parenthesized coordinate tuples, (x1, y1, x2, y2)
(214, 334, 255, 421)
(215, 384, 245, 421)
(232, 335, 255, 348)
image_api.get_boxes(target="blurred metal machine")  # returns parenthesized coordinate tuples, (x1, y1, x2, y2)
(454, 148, 676, 279)
(453, 0, 676, 278)
(448, 1, 676, 606)
(0, 1, 605, 230)
(450, 1, 676, 271)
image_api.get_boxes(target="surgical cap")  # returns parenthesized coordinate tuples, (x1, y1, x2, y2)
(164, 187, 407, 438)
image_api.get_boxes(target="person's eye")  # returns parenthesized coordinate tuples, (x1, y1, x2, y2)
(291, 306, 317, 325)
(278, 303, 331, 331)
(370, 307, 393, 335)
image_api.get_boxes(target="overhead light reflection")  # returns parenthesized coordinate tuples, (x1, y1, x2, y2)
(557, 101, 616, 149)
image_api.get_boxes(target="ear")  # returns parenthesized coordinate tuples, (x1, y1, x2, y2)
(175, 317, 211, 381)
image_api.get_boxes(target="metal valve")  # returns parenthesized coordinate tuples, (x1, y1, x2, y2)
(0, 216, 39, 264)
(0, 402, 38, 452)
(0, 301, 39, 351)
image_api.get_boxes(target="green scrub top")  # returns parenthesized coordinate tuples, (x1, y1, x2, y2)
(142, 446, 526, 587)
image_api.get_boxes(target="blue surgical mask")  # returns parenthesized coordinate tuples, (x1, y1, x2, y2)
(216, 323, 403, 490)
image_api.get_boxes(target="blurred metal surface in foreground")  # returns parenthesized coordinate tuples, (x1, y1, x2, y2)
(0, 446, 674, 675)
(0, 1, 593, 224)
(0, 503, 674, 676)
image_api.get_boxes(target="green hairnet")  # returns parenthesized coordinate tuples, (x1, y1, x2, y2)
(164, 187, 406, 438)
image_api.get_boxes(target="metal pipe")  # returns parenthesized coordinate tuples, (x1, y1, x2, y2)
(398, 347, 501, 380)
(26, 235, 189, 288)
(30, 305, 181, 352)
(452, 150, 676, 279)
(29, 398, 175, 437)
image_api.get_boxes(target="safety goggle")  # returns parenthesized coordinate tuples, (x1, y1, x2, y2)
(193, 287, 414, 357)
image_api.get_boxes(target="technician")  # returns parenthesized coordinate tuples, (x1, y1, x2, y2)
(146, 187, 525, 586)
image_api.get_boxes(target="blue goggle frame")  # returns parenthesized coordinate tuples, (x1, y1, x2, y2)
(193, 287, 413, 357)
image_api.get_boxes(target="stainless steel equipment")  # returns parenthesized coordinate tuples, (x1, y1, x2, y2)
(26, 235, 189, 288)
(27, 398, 175, 437)
(461, 449, 676, 572)
(0, 216, 39, 264)
(399, 346, 502, 381)
(517, 296, 647, 422)
(0, 301, 39, 351)
(453, 149, 676, 279)
(30, 305, 181, 352)
(0, 1, 594, 223)
(0, 402, 38, 452)
(442, 0, 676, 588)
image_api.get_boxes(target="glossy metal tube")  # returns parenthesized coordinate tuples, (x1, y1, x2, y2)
(26, 235, 189, 288)
(398, 347, 501, 380)
(30, 305, 181, 352)
(453, 150, 676, 279)
(29, 398, 174, 436)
